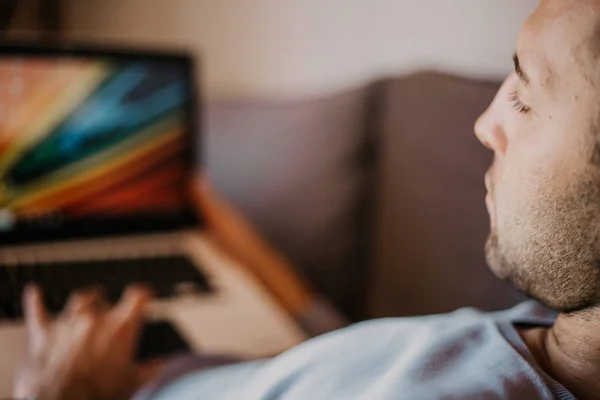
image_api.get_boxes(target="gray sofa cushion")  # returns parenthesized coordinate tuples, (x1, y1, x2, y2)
(204, 89, 375, 320)
(367, 72, 525, 318)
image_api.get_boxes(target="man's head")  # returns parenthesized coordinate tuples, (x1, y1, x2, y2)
(475, 0, 600, 312)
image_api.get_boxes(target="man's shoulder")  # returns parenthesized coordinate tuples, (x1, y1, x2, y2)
(153, 302, 561, 399)
(262, 300, 541, 371)
(236, 301, 557, 399)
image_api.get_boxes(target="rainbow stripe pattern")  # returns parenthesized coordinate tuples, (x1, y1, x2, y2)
(0, 58, 189, 226)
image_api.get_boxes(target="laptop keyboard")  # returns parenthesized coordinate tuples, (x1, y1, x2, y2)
(0, 255, 212, 320)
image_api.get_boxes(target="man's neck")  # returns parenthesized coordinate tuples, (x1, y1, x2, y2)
(520, 310, 600, 400)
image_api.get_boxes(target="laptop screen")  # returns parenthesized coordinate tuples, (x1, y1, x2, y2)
(0, 45, 198, 245)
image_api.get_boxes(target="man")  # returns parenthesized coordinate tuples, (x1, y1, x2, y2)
(11, 0, 600, 398)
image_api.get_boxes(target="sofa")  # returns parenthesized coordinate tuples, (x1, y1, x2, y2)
(204, 71, 525, 322)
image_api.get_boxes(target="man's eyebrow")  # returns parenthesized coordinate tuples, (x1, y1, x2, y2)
(513, 53, 530, 86)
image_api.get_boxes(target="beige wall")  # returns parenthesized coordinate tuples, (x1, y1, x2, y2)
(65, 0, 538, 98)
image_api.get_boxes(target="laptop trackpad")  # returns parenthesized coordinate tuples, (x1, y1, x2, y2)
(136, 320, 192, 362)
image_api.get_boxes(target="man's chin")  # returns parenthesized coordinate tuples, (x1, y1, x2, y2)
(484, 232, 568, 312)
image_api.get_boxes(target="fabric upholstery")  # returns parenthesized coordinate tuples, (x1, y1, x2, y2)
(203, 89, 376, 320)
(366, 71, 525, 318)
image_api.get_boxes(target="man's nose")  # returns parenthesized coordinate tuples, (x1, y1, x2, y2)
(474, 111, 507, 155)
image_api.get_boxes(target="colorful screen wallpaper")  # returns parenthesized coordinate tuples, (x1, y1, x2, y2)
(0, 57, 190, 232)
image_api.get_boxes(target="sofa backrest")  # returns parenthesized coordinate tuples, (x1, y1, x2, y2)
(204, 89, 376, 320)
(367, 72, 525, 318)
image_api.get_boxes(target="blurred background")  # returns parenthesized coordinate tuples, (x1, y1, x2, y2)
(1, 1, 538, 322)
(7, 0, 535, 97)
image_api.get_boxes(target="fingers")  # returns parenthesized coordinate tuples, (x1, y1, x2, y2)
(23, 284, 49, 340)
(109, 285, 151, 344)
(65, 286, 105, 316)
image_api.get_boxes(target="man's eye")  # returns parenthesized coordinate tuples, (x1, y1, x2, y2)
(509, 91, 531, 114)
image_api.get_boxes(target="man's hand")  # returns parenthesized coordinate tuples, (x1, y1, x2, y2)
(13, 285, 155, 400)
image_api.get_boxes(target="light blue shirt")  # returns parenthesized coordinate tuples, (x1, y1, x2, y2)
(148, 302, 574, 400)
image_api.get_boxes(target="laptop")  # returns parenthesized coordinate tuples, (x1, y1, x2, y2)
(0, 42, 305, 396)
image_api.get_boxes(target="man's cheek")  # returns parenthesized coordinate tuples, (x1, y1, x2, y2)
(494, 164, 529, 221)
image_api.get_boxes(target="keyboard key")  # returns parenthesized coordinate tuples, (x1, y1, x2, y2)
(0, 255, 212, 320)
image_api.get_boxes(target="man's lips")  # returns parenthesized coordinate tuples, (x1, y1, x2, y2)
(484, 173, 493, 211)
